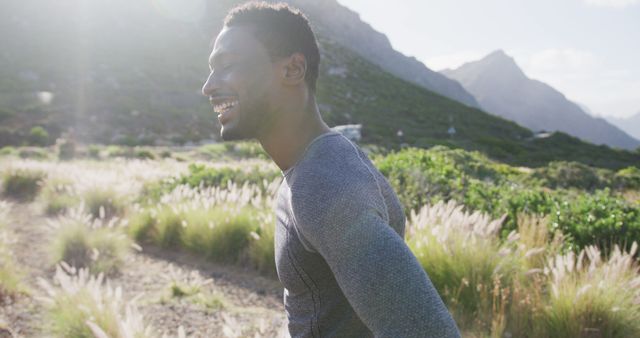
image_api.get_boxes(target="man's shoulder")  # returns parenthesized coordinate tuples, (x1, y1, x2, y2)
(288, 133, 376, 196)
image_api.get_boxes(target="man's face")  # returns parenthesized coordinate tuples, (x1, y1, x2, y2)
(202, 26, 278, 141)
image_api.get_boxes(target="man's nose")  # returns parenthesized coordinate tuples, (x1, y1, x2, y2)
(202, 71, 219, 97)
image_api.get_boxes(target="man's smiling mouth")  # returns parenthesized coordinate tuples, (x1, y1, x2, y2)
(210, 97, 239, 124)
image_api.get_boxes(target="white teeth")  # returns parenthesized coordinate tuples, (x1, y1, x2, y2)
(213, 100, 238, 114)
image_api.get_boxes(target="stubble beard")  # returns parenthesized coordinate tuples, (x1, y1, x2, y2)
(220, 96, 269, 142)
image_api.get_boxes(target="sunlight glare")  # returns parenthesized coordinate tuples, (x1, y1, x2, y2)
(151, 0, 206, 23)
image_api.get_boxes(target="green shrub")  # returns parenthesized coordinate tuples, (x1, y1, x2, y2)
(40, 179, 80, 216)
(134, 205, 258, 263)
(530, 161, 611, 190)
(127, 210, 155, 243)
(543, 244, 640, 338)
(375, 147, 638, 251)
(141, 164, 279, 203)
(18, 147, 49, 160)
(28, 126, 49, 146)
(615, 166, 640, 190)
(244, 218, 276, 275)
(1, 169, 45, 201)
(55, 135, 76, 160)
(161, 272, 227, 312)
(87, 145, 102, 159)
(407, 201, 520, 328)
(0, 202, 23, 302)
(180, 164, 278, 189)
(82, 188, 126, 219)
(39, 266, 155, 337)
(151, 207, 184, 249)
(197, 141, 269, 160)
(134, 148, 155, 160)
(551, 189, 640, 252)
(49, 213, 132, 275)
(0, 146, 17, 157)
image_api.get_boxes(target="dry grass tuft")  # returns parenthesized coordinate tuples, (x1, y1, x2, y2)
(48, 207, 136, 275)
(0, 201, 24, 303)
(38, 264, 156, 338)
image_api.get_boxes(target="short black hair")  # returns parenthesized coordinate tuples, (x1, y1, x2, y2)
(224, 2, 320, 93)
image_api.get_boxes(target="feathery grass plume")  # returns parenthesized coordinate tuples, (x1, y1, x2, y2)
(512, 214, 566, 271)
(543, 243, 640, 338)
(49, 207, 136, 275)
(160, 266, 227, 311)
(0, 201, 24, 303)
(129, 181, 278, 268)
(38, 264, 155, 338)
(406, 200, 520, 332)
(1, 167, 45, 201)
(243, 211, 277, 275)
(40, 177, 81, 216)
(81, 187, 126, 220)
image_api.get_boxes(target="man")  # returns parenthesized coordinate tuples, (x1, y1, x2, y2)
(202, 2, 460, 337)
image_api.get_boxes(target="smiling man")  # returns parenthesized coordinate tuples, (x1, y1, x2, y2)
(202, 2, 460, 337)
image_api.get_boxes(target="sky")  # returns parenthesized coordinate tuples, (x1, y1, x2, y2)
(336, 0, 640, 118)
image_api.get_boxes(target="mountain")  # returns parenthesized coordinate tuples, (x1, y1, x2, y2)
(0, 0, 638, 169)
(607, 112, 640, 141)
(441, 50, 640, 150)
(282, 0, 480, 108)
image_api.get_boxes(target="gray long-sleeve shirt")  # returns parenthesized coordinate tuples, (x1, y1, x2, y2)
(274, 132, 461, 337)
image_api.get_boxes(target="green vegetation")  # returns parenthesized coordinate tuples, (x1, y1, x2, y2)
(129, 203, 271, 265)
(0, 146, 17, 157)
(161, 272, 228, 312)
(197, 141, 269, 160)
(1, 142, 636, 337)
(178, 164, 278, 190)
(0, 202, 23, 303)
(82, 187, 126, 220)
(1, 168, 45, 201)
(318, 41, 640, 170)
(49, 212, 133, 275)
(39, 265, 154, 338)
(55, 137, 76, 160)
(28, 126, 49, 146)
(18, 147, 49, 160)
(2, 0, 639, 169)
(141, 163, 279, 202)
(375, 147, 640, 252)
(408, 201, 640, 337)
(40, 178, 80, 216)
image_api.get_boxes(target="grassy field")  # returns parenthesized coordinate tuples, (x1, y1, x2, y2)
(0, 142, 638, 337)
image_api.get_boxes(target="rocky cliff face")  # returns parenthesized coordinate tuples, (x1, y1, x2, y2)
(442, 50, 640, 150)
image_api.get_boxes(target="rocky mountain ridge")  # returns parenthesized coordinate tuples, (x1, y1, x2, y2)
(442, 50, 640, 150)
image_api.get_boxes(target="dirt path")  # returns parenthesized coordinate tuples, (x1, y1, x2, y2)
(0, 202, 287, 337)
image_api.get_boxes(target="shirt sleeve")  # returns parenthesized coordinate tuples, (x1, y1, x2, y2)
(290, 174, 461, 338)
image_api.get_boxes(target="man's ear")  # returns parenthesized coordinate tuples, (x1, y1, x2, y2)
(282, 53, 307, 86)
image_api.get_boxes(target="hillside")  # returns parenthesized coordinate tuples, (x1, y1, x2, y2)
(0, 0, 638, 169)
(283, 0, 480, 108)
(442, 50, 640, 150)
(608, 112, 640, 140)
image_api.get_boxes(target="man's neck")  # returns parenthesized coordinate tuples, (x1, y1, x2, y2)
(258, 102, 330, 172)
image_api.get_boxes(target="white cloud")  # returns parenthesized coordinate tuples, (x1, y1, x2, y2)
(528, 48, 598, 72)
(425, 51, 489, 71)
(584, 0, 640, 8)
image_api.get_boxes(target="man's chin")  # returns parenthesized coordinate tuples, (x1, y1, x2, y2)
(220, 125, 250, 141)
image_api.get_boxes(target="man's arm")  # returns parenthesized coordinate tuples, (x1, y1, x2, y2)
(291, 178, 461, 337)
